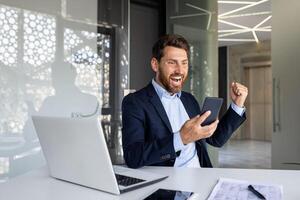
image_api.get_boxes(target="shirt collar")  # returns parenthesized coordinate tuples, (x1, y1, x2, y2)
(152, 78, 181, 99)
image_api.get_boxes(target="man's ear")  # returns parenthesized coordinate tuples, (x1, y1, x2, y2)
(151, 58, 159, 72)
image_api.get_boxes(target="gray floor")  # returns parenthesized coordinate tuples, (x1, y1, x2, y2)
(218, 139, 271, 169)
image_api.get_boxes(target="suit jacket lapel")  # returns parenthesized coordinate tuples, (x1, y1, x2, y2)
(146, 83, 173, 133)
(180, 93, 198, 119)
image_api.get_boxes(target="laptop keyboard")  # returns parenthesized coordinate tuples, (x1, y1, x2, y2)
(115, 174, 145, 187)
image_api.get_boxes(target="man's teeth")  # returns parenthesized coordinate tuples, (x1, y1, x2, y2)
(171, 77, 182, 82)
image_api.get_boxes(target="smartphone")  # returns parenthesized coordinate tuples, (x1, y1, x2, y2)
(200, 97, 223, 126)
(142, 188, 199, 200)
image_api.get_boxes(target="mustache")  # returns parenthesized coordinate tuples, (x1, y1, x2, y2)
(169, 73, 184, 78)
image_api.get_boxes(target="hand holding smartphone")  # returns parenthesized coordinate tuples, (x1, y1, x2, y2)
(200, 97, 223, 126)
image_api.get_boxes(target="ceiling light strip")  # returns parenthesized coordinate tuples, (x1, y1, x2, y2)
(218, 19, 250, 29)
(219, 29, 251, 37)
(185, 3, 211, 14)
(218, 38, 256, 42)
(254, 15, 272, 29)
(218, 1, 256, 4)
(255, 28, 271, 32)
(219, 28, 271, 33)
(184, 3, 212, 30)
(219, 29, 246, 33)
(219, 0, 269, 17)
(207, 14, 212, 30)
(219, 11, 271, 19)
(170, 13, 208, 19)
(252, 30, 259, 43)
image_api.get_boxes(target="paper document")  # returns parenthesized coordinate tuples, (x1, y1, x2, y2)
(207, 178, 283, 200)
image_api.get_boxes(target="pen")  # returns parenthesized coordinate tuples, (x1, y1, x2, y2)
(248, 185, 266, 199)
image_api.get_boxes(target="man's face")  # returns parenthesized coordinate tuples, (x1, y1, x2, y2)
(151, 46, 189, 94)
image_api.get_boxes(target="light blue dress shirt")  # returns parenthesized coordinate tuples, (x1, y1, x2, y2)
(152, 79, 245, 168)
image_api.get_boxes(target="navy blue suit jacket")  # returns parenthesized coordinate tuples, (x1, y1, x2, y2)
(122, 82, 246, 168)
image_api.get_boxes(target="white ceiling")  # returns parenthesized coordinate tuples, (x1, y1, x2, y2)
(218, 0, 271, 46)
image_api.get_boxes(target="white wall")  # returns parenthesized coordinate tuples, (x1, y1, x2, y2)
(0, 0, 100, 179)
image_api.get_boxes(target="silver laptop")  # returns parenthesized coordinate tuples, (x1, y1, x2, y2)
(32, 116, 167, 195)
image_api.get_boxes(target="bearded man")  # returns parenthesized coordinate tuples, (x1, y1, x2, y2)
(122, 34, 248, 168)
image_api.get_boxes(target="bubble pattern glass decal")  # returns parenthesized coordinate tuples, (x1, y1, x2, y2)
(0, 5, 19, 67)
(23, 10, 56, 67)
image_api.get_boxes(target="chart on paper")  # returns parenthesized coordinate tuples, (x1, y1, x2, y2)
(207, 178, 283, 200)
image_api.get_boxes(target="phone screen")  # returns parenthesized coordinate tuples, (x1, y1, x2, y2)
(200, 97, 223, 126)
(143, 189, 194, 200)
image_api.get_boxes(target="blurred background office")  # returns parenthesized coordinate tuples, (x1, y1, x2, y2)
(0, 0, 299, 182)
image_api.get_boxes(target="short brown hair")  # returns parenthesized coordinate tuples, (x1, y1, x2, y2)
(152, 34, 190, 61)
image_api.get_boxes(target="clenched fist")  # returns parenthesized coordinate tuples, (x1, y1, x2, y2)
(230, 82, 248, 107)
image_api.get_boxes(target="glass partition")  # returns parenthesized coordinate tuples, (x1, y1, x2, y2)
(0, 0, 129, 181)
(166, 0, 219, 166)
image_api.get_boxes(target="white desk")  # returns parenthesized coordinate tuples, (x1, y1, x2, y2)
(0, 166, 300, 200)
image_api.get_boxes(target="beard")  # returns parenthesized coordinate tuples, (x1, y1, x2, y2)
(157, 67, 186, 94)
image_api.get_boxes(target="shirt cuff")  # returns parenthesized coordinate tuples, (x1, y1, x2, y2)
(173, 131, 185, 152)
(230, 102, 246, 116)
